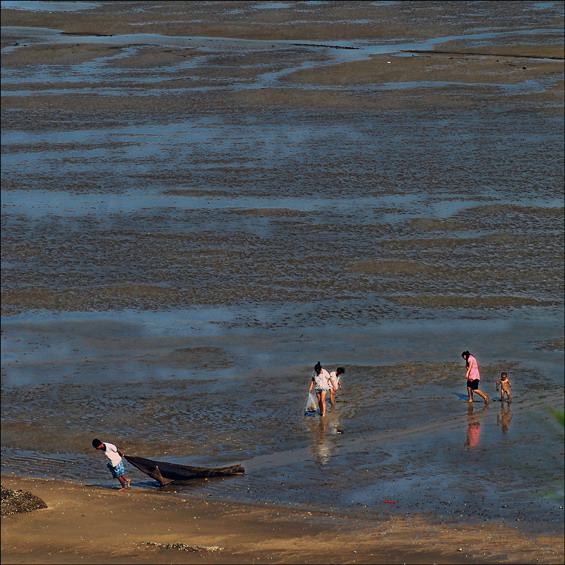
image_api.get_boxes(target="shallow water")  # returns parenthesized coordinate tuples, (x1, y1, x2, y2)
(1, 0, 564, 537)
(0, 1, 101, 12)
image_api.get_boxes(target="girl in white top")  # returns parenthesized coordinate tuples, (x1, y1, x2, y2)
(328, 367, 345, 407)
(308, 361, 331, 417)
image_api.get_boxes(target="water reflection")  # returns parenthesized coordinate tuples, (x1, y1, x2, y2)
(465, 403, 488, 448)
(327, 408, 342, 436)
(306, 412, 341, 466)
(497, 403, 512, 434)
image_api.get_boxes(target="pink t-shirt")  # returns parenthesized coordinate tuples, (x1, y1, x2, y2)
(467, 355, 480, 381)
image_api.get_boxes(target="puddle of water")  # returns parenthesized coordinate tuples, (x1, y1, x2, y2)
(0, 188, 412, 216)
(253, 2, 293, 10)
(1, 1, 100, 12)
(2, 309, 563, 386)
(2, 186, 561, 223)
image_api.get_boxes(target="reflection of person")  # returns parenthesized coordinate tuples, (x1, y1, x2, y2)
(92, 438, 131, 490)
(306, 416, 332, 465)
(461, 351, 489, 404)
(465, 404, 487, 447)
(327, 409, 342, 436)
(308, 361, 331, 417)
(328, 367, 345, 407)
(496, 372, 512, 402)
(497, 403, 512, 433)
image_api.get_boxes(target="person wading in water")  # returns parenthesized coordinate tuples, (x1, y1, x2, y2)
(462, 351, 489, 404)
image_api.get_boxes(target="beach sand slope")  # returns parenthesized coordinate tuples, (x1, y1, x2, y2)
(1, 475, 563, 565)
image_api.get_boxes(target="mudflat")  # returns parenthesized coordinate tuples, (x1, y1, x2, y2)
(1, 1, 564, 564)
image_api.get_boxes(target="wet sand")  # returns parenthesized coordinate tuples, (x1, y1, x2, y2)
(1, 1, 564, 564)
(1, 475, 563, 565)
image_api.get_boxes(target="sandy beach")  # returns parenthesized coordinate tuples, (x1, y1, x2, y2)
(2, 474, 563, 565)
(1, 1, 564, 564)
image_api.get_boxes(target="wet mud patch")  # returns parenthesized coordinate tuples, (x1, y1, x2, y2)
(408, 217, 469, 232)
(2, 1, 562, 44)
(347, 259, 552, 282)
(233, 86, 496, 112)
(533, 337, 565, 351)
(155, 346, 233, 370)
(230, 208, 310, 218)
(460, 203, 564, 220)
(1, 43, 126, 67)
(442, 38, 565, 60)
(389, 294, 555, 309)
(106, 46, 201, 69)
(287, 49, 564, 88)
(162, 188, 241, 198)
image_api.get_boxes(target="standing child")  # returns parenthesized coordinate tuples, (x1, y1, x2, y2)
(496, 372, 512, 403)
(92, 438, 132, 490)
(308, 361, 331, 417)
(328, 367, 345, 407)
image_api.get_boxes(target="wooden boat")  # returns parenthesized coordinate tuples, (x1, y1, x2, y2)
(125, 455, 245, 486)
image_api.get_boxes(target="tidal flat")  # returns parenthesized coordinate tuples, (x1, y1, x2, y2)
(1, 2, 564, 563)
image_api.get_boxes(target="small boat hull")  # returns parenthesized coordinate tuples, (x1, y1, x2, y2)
(125, 455, 245, 486)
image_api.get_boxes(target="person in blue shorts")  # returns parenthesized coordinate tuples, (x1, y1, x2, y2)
(92, 438, 132, 490)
